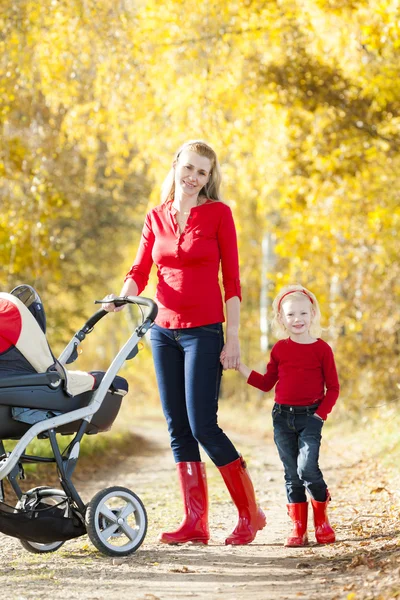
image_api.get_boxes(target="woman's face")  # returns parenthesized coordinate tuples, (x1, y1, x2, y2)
(174, 150, 211, 198)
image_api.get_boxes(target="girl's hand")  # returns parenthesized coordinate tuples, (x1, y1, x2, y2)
(220, 337, 240, 370)
(102, 293, 125, 313)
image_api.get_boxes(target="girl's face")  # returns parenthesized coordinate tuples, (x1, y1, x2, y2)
(279, 297, 314, 338)
(174, 150, 211, 199)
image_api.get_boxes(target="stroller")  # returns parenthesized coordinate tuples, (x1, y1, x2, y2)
(0, 285, 157, 557)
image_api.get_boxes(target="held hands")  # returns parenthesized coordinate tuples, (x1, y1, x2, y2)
(220, 336, 240, 371)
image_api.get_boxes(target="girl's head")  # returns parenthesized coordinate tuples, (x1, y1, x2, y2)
(271, 284, 322, 339)
(161, 140, 222, 203)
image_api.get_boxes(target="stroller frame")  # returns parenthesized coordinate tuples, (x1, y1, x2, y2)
(0, 295, 157, 556)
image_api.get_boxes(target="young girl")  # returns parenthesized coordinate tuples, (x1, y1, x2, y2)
(237, 284, 339, 546)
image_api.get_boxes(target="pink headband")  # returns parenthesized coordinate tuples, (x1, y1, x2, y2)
(278, 289, 314, 311)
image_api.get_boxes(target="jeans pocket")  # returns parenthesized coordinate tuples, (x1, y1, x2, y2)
(309, 414, 324, 426)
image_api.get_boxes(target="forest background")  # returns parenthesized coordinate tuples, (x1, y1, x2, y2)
(1, 0, 399, 419)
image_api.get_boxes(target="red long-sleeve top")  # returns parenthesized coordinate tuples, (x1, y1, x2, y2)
(247, 338, 339, 420)
(124, 200, 241, 328)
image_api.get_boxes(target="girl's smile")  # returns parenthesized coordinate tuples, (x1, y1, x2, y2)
(279, 297, 315, 343)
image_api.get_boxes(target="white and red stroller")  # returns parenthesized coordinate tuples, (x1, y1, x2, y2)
(0, 285, 157, 556)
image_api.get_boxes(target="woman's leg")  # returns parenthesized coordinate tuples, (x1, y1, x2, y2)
(180, 324, 265, 544)
(180, 324, 239, 466)
(151, 325, 208, 544)
(150, 324, 200, 462)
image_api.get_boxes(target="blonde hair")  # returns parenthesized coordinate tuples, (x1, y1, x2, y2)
(271, 284, 322, 338)
(161, 140, 222, 203)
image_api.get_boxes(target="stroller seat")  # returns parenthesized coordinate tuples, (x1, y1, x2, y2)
(0, 288, 129, 439)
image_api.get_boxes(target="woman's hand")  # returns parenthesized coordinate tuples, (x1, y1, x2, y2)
(102, 293, 125, 313)
(220, 336, 241, 370)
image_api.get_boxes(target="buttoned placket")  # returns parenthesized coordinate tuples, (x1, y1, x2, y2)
(171, 206, 194, 258)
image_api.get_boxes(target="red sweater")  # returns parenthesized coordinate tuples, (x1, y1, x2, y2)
(125, 200, 241, 328)
(247, 338, 339, 420)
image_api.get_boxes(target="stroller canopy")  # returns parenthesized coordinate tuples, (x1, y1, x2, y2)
(0, 287, 95, 396)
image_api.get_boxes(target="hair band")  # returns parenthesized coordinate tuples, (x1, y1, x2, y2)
(278, 289, 314, 311)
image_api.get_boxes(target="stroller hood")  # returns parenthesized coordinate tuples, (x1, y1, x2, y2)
(0, 291, 95, 396)
(10, 284, 46, 333)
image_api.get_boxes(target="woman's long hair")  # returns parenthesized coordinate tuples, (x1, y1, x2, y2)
(161, 140, 222, 203)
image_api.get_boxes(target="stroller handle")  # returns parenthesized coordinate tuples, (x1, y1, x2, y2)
(58, 296, 158, 365)
(94, 296, 158, 323)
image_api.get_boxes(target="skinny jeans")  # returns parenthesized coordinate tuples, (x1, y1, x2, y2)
(150, 323, 239, 467)
(272, 403, 328, 503)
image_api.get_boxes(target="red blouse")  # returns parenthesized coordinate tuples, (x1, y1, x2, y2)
(124, 200, 242, 328)
(247, 338, 340, 420)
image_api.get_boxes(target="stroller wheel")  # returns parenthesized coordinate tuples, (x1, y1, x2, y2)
(19, 538, 65, 554)
(16, 488, 66, 554)
(86, 486, 147, 557)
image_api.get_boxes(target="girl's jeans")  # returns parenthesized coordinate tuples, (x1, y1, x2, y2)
(272, 403, 328, 503)
(150, 323, 239, 467)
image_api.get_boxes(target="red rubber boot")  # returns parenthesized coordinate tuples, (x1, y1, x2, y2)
(285, 502, 308, 547)
(311, 490, 335, 544)
(159, 462, 209, 545)
(218, 456, 266, 545)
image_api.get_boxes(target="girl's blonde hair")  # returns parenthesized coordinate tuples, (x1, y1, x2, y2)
(271, 284, 322, 338)
(161, 140, 222, 203)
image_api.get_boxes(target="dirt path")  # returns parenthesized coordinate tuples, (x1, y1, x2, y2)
(0, 414, 399, 600)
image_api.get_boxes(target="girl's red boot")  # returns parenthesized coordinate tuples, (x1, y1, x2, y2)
(159, 461, 209, 544)
(218, 456, 266, 545)
(311, 490, 335, 544)
(285, 502, 308, 547)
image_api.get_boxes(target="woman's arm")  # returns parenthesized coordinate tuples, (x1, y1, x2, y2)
(220, 296, 240, 370)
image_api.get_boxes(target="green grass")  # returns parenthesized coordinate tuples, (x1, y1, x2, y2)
(3, 428, 141, 476)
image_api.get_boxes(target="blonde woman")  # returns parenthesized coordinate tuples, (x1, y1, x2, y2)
(236, 284, 339, 547)
(104, 140, 265, 546)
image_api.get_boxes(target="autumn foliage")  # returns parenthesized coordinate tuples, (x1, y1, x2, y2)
(1, 0, 399, 407)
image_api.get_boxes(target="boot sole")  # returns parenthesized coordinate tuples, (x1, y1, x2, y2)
(285, 539, 309, 547)
(159, 537, 209, 545)
(225, 515, 267, 545)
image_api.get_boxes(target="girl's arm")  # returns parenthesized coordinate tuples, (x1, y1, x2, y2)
(315, 345, 340, 420)
(246, 347, 279, 392)
(238, 362, 251, 379)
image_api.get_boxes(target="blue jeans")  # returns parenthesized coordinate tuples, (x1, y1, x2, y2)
(150, 323, 239, 466)
(272, 403, 327, 503)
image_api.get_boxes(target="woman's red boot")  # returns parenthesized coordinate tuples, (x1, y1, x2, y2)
(285, 502, 308, 547)
(159, 461, 209, 544)
(218, 456, 266, 545)
(311, 490, 335, 544)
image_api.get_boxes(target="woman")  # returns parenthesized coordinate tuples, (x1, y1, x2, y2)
(104, 140, 265, 545)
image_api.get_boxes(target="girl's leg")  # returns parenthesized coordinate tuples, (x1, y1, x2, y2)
(297, 413, 335, 543)
(272, 406, 307, 503)
(150, 324, 200, 462)
(297, 414, 326, 502)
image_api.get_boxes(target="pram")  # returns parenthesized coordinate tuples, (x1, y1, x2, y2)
(0, 285, 157, 557)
